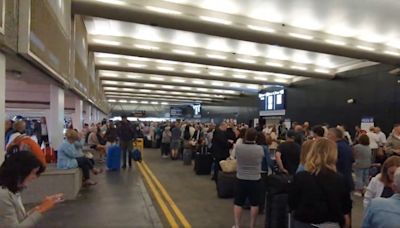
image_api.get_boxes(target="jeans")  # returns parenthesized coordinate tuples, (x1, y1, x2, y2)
(354, 168, 370, 190)
(120, 140, 133, 167)
(76, 156, 94, 180)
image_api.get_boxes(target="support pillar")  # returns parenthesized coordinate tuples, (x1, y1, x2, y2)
(0, 53, 5, 163)
(48, 84, 64, 149)
(72, 98, 83, 131)
(84, 103, 92, 124)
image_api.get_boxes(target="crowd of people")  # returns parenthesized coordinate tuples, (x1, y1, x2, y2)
(2, 116, 400, 227)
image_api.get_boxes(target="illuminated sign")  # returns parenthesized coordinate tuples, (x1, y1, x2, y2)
(259, 89, 285, 111)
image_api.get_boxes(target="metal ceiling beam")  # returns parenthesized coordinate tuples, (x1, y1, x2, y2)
(104, 91, 228, 100)
(106, 95, 216, 104)
(89, 43, 332, 79)
(73, 0, 400, 66)
(105, 93, 217, 101)
(96, 65, 286, 86)
(101, 84, 244, 96)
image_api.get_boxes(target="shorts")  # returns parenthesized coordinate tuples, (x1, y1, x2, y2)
(234, 178, 261, 207)
(170, 140, 181, 150)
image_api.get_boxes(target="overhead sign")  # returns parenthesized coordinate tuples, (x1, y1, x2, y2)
(259, 89, 285, 111)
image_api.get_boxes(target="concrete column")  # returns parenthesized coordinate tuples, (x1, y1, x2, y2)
(72, 98, 83, 131)
(48, 84, 64, 149)
(84, 103, 92, 124)
(0, 53, 5, 164)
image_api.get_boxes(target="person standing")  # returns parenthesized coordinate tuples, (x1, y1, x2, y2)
(233, 128, 264, 228)
(353, 135, 372, 195)
(161, 126, 171, 158)
(170, 123, 181, 160)
(367, 127, 380, 162)
(385, 124, 400, 157)
(117, 115, 136, 168)
(211, 122, 233, 182)
(39, 117, 49, 145)
(275, 130, 301, 175)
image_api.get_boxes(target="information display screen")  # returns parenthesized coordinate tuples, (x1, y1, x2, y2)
(170, 104, 201, 118)
(259, 89, 286, 111)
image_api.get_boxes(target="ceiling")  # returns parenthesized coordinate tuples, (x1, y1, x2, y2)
(71, 0, 400, 106)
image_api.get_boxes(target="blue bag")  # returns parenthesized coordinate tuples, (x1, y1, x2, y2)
(131, 149, 142, 162)
(107, 145, 121, 171)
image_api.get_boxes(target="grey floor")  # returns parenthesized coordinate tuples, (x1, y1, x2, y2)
(35, 164, 162, 228)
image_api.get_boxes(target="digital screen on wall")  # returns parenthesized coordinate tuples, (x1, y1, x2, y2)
(170, 104, 201, 118)
(259, 89, 286, 111)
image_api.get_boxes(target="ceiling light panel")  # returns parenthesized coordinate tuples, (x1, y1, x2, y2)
(173, 49, 196, 55)
(145, 6, 182, 15)
(199, 16, 232, 25)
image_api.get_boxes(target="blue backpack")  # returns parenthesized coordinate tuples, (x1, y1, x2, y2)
(131, 149, 142, 162)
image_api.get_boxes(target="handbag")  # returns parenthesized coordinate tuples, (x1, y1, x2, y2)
(219, 158, 237, 173)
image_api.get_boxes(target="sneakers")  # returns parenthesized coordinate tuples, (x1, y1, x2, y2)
(83, 179, 97, 186)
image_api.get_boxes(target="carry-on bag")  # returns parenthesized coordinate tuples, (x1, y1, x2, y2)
(183, 149, 192, 165)
(107, 145, 121, 170)
(217, 172, 236, 198)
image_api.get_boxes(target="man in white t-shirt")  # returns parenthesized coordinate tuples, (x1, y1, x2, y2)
(367, 127, 380, 162)
(374, 127, 387, 147)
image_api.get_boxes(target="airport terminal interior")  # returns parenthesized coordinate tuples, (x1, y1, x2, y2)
(1, 0, 400, 227)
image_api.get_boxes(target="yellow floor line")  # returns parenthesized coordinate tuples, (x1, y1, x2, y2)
(141, 161, 192, 228)
(137, 162, 179, 228)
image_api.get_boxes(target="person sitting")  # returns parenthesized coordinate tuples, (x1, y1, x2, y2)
(362, 167, 400, 227)
(289, 138, 352, 228)
(364, 156, 400, 208)
(57, 129, 102, 186)
(0, 150, 64, 227)
(87, 127, 106, 161)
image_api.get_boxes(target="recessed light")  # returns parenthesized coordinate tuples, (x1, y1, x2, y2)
(237, 58, 256, 64)
(184, 69, 201, 74)
(171, 92, 183, 95)
(233, 74, 247, 79)
(127, 74, 141, 79)
(143, 84, 157, 88)
(211, 81, 224, 86)
(139, 89, 151, 92)
(173, 49, 196, 55)
(356, 45, 375, 51)
(146, 6, 182, 15)
(230, 83, 241, 88)
(123, 82, 136, 86)
(92, 39, 121, 46)
(180, 86, 192, 90)
(162, 85, 175, 89)
(104, 87, 118, 90)
(97, 0, 126, 5)
(128, 63, 147, 68)
(384, 50, 400, 56)
(161, 102, 169, 105)
(197, 88, 209, 92)
(135, 44, 159, 50)
(108, 99, 116, 102)
(157, 90, 167, 94)
(274, 79, 288, 83)
(157, 66, 175, 71)
(314, 69, 330, 73)
(199, 16, 232, 25)
(209, 71, 224, 76)
(141, 101, 149, 104)
(151, 101, 159, 104)
(172, 79, 186, 83)
(247, 25, 275, 33)
(101, 72, 119, 77)
(254, 76, 267, 81)
(103, 81, 118, 85)
(125, 56, 149, 61)
(119, 99, 128, 103)
(289, 33, 314, 40)
(193, 80, 205, 84)
(266, 62, 283, 67)
(247, 85, 259, 89)
(325, 39, 347, 46)
(150, 76, 165, 81)
(206, 54, 227, 60)
(122, 88, 134, 91)
(155, 59, 177, 65)
(98, 61, 120, 65)
(130, 100, 138, 103)
(291, 66, 307, 71)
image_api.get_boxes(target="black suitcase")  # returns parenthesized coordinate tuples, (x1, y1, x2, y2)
(217, 172, 236, 198)
(194, 153, 213, 175)
(265, 193, 291, 228)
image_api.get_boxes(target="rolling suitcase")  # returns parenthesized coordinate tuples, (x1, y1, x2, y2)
(194, 146, 213, 175)
(106, 145, 121, 171)
(183, 149, 192, 165)
(217, 172, 236, 198)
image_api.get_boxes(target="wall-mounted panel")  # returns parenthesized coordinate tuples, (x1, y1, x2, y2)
(18, 0, 71, 85)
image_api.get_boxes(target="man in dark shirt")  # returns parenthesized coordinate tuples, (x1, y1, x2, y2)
(211, 122, 233, 182)
(276, 130, 301, 175)
(327, 127, 354, 190)
(117, 115, 137, 168)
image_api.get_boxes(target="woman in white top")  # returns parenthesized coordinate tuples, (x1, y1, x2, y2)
(364, 156, 400, 209)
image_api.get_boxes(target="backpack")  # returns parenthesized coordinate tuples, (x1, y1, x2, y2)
(6, 135, 46, 165)
(131, 149, 142, 162)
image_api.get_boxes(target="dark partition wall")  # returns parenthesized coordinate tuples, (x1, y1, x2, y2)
(286, 64, 400, 135)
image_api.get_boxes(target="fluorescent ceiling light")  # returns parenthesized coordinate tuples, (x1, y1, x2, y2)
(172, 79, 186, 83)
(230, 83, 241, 88)
(135, 44, 159, 50)
(213, 89, 223, 93)
(150, 76, 165, 81)
(127, 74, 141, 79)
(325, 39, 346, 46)
(143, 84, 157, 88)
(208, 66, 227, 70)
(289, 33, 314, 40)
(141, 101, 149, 104)
(97, 0, 125, 5)
(146, 6, 182, 15)
(206, 54, 226, 60)
(254, 76, 267, 81)
(128, 63, 147, 68)
(119, 99, 128, 103)
(130, 100, 138, 103)
(387, 40, 400, 49)
(247, 85, 259, 89)
(157, 90, 167, 94)
(266, 62, 283, 67)
(161, 102, 169, 105)
(225, 90, 236, 94)
(157, 66, 175, 71)
(274, 79, 288, 83)
(184, 69, 201, 74)
(197, 88, 209, 92)
(193, 80, 205, 85)
(291, 66, 307, 71)
(98, 61, 119, 65)
(184, 62, 202, 67)
(209, 71, 224, 76)
(125, 56, 149, 61)
(123, 82, 136, 86)
(199, 16, 232, 25)
(247, 25, 275, 33)
(104, 87, 118, 90)
(180, 86, 192, 90)
(356, 45, 375, 51)
(314, 69, 330, 73)
(171, 92, 183, 95)
(122, 88, 134, 91)
(237, 58, 256, 64)
(211, 81, 224, 86)
(173, 49, 196, 55)
(101, 72, 119, 77)
(384, 51, 400, 56)
(103, 81, 118, 85)
(155, 59, 177, 65)
(151, 101, 159, 104)
(139, 89, 152, 92)
(233, 74, 247, 79)
(108, 99, 116, 102)
(92, 39, 120, 46)
(162, 85, 175, 89)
